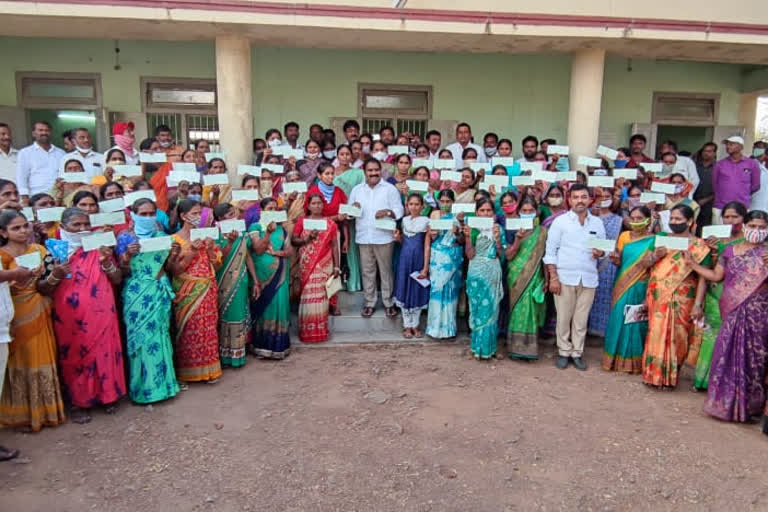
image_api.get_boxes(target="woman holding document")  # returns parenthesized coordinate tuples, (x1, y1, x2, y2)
(0, 209, 67, 431)
(602, 205, 655, 374)
(683, 209, 768, 423)
(642, 204, 710, 389)
(292, 193, 340, 343)
(425, 190, 464, 339)
(504, 197, 548, 360)
(115, 198, 180, 403)
(249, 197, 293, 359)
(463, 197, 504, 359)
(169, 199, 223, 384)
(53, 207, 126, 423)
(213, 203, 259, 367)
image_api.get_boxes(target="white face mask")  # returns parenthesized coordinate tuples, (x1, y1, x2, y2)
(268, 139, 282, 148)
(323, 150, 337, 160)
(373, 151, 387, 161)
(362, 144, 371, 154)
(484, 146, 497, 157)
(305, 152, 319, 160)
(600, 199, 613, 208)
(159, 140, 171, 148)
(59, 229, 91, 259)
(76, 145, 92, 153)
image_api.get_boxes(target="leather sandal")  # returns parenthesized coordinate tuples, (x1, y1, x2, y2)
(385, 306, 398, 317)
(361, 307, 374, 318)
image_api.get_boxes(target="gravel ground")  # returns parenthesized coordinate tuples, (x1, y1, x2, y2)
(1, 343, 767, 512)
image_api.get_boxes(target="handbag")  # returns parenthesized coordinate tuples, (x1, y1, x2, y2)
(325, 274, 342, 298)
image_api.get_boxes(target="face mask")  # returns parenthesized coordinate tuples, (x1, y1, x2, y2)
(661, 164, 675, 175)
(614, 159, 628, 169)
(628, 197, 641, 208)
(501, 204, 517, 214)
(185, 215, 202, 227)
(305, 152, 319, 160)
(593, 169, 608, 177)
(131, 212, 158, 238)
(744, 227, 768, 243)
(373, 151, 387, 162)
(668, 222, 688, 234)
(629, 218, 650, 232)
(323, 150, 337, 160)
(600, 199, 613, 208)
(439, 204, 451, 212)
(59, 229, 90, 259)
(362, 144, 371, 154)
(520, 212, 537, 219)
(159, 140, 171, 149)
(260, 181, 273, 197)
(753, 148, 766, 158)
(268, 139, 282, 148)
(673, 184, 685, 194)
(547, 197, 563, 207)
(484, 147, 497, 157)
(75, 145, 92, 153)
(555, 158, 569, 172)
(187, 194, 202, 202)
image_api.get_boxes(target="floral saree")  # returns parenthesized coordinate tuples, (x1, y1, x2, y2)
(467, 231, 504, 359)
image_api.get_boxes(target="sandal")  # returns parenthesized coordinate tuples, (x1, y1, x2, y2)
(0, 445, 20, 462)
(178, 382, 189, 391)
(70, 407, 92, 425)
(104, 404, 118, 415)
(402, 328, 413, 339)
(413, 328, 424, 338)
(385, 306, 398, 318)
(361, 307, 374, 318)
(206, 378, 220, 385)
(330, 306, 342, 316)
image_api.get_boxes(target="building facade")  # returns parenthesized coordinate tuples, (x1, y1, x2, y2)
(1, 0, 768, 174)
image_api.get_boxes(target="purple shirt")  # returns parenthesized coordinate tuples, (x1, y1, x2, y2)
(712, 156, 761, 209)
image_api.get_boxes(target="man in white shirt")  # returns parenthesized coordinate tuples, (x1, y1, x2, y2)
(348, 158, 404, 318)
(544, 183, 606, 370)
(16, 121, 65, 204)
(0, 123, 19, 182)
(750, 141, 768, 211)
(284, 121, 304, 151)
(59, 127, 103, 179)
(446, 123, 486, 169)
(660, 140, 700, 195)
(425, 130, 442, 160)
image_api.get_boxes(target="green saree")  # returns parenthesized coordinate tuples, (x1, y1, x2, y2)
(333, 168, 364, 292)
(216, 234, 251, 367)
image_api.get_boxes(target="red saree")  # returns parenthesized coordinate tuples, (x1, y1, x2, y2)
(171, 236, 223, 382)
(52, 249, 126, 407)
(295, 217, 339, 343)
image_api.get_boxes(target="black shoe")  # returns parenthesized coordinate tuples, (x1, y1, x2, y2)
(572, 357, 587, 371)
(555, 356, 569, 369)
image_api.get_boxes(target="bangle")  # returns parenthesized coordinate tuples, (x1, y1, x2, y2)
(101, 262, 117, 274)
(47, 274, 61, 285)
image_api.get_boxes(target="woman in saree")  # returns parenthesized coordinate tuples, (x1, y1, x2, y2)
(453, 168, 476, 204)
(149, 147, 191, 212)
(587, 187, 623, 337)
(425, 190, 464, 339)
(602, 205, 655, 373)
(282, 170, 308, 305)
(53, 159, 92, 207)
(685, 209, 768, 422)
(658, 172, 700, 233)
(693, 201, 746, 390)
(306, 162, 349, 314)
(0, 210, 67, 431)
(387, 153, 412, 200)
(115, 198, 181, 403)
(291, 193, 341, 343)
(239, 175, 262, 229)
(463, 197, 504, 359)
(296, 139, 324, 186)
(29, 193, 60, 244)
(495, 191, 518, 337)
(53, 207, 126, 423)
(203, 157, 232, 208)
(642, 204, 710, 389)
(333, 154, 364, 292)
(249, 197, 292, 359)
(169, 199, 223, 384)
(212, 203, 260, 368)
(504, 197, 548, 360)
(540, 184, 568, 228)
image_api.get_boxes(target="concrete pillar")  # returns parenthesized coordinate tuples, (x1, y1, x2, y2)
(739, 92, 759, 151)
(566, 49, 605, 166)
(215, 35, 253, 181)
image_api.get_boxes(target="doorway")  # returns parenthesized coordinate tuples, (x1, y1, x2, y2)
(655, 125, 711, 157)
(27, 109, 97, 151)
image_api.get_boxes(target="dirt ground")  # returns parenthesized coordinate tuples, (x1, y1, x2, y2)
(1, 342, 767, 512)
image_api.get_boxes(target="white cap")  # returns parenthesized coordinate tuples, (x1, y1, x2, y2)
(723, 135, 744, 146)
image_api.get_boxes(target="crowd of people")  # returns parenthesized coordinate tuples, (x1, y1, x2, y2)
(0, 117, 767, 462)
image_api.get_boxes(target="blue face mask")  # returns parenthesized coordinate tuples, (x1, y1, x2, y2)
(519, 212, 537, 219)
(614, 159, 628, 169)
(188, 194, 202, 202)
(131, 212, 158, 238)
(555, 157, 570, 172)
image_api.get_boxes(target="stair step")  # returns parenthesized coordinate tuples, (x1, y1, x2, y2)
(294, 333, 470, 347)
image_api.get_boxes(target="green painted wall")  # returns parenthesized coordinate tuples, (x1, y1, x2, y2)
(0, 37, 749, 154)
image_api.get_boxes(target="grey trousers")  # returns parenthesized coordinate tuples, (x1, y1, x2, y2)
(553, 283, 596, 358)
(359, 242, 395, 308)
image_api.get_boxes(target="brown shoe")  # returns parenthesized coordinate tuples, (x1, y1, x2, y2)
(361, 307, 374, 318)
(385, 306, 398, 317)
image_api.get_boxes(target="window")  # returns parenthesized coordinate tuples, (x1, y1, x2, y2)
(652, 93, 719, 125)
(359, 85, 431, 138)
(142, 78, 219, 148)
(17, 72, 102, 109)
